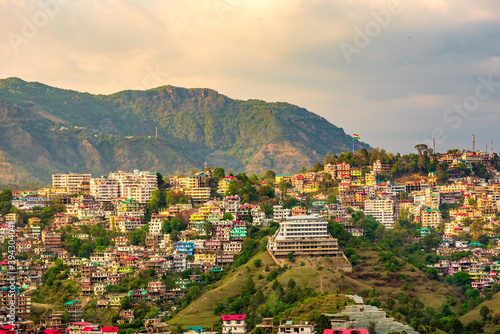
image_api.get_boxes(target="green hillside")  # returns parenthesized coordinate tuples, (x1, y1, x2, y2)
(0, 77, 370, 184)
(168, 248, 456, 332)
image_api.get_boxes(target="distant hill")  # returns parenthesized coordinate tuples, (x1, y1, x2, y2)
(0, 77, 370, 184)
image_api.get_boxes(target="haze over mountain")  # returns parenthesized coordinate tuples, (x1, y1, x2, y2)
(0, 77, 369, 185)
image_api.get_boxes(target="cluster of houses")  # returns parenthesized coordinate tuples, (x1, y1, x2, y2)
(1, 149, 500, 331)
(0, 314, 372, 334)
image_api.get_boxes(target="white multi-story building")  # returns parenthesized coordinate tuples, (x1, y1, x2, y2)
(267, 214, 342, 258)
(108, 170, 157, 203)
(222, 195, 240, 215)
(90, 177, 119, 201)
(52, 173, 91, 194)
(116, 217, 146, 232)
(364, 199, 394, 228)
(273, 205, 291, 220)
(149, 215, 164, 235)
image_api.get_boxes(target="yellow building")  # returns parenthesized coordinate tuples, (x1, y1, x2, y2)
(276, 175, 294, 184)
(194, 253, 216, 264)
(218, 176, 237, 194)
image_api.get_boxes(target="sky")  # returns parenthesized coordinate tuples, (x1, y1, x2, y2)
(1, 0, 499, 154)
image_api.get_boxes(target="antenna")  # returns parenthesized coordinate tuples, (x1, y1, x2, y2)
(472, 134, 475, 152)
(486, 144, 488, 153)
(491, 141, 494, 155)
(433, 135, 435, 154)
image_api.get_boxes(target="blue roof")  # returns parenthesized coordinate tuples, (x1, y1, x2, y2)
(186, 327, 205, 333)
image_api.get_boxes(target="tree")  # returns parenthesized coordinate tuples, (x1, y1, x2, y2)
(264, 170, 276, 180)
(170, 229, 180, 242)
(480, 305, 490, 321)
(120, 296, 132, 310)
(465, 320, 484, 333)
(452, 271, 471, 290)
(204, 221, 214, 238)
(222, 213, 234, 221)
(415, 144, 428, 156)
(422, 233, 440, 251)
(287, 252, 296, 263)
(327, 194, 337, 204)
(312, 315, 330, 334)
(368, 321, 376, 334)
(213, 167, 225, 179)
(156, 172, 165, 188)
(0, 189, 12, 202)
(446, 318, 463, 334)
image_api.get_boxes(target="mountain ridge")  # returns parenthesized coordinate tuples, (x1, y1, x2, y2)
(0, 77, 370, 185)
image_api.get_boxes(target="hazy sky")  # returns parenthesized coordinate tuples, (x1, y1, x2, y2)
(1, 0, 499, 153)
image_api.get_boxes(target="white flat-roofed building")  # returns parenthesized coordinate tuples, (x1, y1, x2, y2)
(364, 199, 394, 228)
(267, 214, 342, 258)
(90, 177, 119, 201)
(273, 205, 291, 221)
(52, 173, 91, 194)
(108, 170, 158, 203)
(149, 215, 164, 235)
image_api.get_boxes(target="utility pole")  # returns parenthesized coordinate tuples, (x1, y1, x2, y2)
(472, 134, 475, 152)
(433, 135, 435, 155)
(155, 127, 158, 139)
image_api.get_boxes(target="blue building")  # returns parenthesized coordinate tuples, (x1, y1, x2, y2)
(174, 242, 194, 256)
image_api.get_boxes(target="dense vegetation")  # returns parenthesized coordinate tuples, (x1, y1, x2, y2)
(0, 77, 369, 185)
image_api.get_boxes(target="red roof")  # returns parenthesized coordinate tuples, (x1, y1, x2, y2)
(101, 327, 119, 332)
(41, 330, 62, 334)
(70, 322, 94, 326)
(82, 327, 96, 332)
(0, 326, 15, 330)
(221, 314, 246, 321)
(0, 330, 15, 334)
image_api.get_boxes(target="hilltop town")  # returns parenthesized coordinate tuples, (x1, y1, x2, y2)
(0, 147, 500, 334)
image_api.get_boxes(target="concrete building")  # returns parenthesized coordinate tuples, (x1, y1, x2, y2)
(52, 173, 91, 194)
(364, 199, 394, 228)
(90, 177, 119, 201)
(221, 315, 246, 334)
(267, 214, 342, 258)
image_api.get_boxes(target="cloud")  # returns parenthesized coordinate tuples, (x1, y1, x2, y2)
(0, 0, 499, 153)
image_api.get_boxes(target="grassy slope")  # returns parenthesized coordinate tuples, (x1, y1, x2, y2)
(168, 249, 460, 330)
(459, 292, 500, 334)
(169, 250, 280, 327)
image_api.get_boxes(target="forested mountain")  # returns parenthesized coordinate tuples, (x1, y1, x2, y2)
(0, 77, 370, 185)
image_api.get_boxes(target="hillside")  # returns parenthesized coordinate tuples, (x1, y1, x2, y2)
(168, 249, 455, 331)
(459, 292, 500, 334)
(0, 77, 370, 185)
